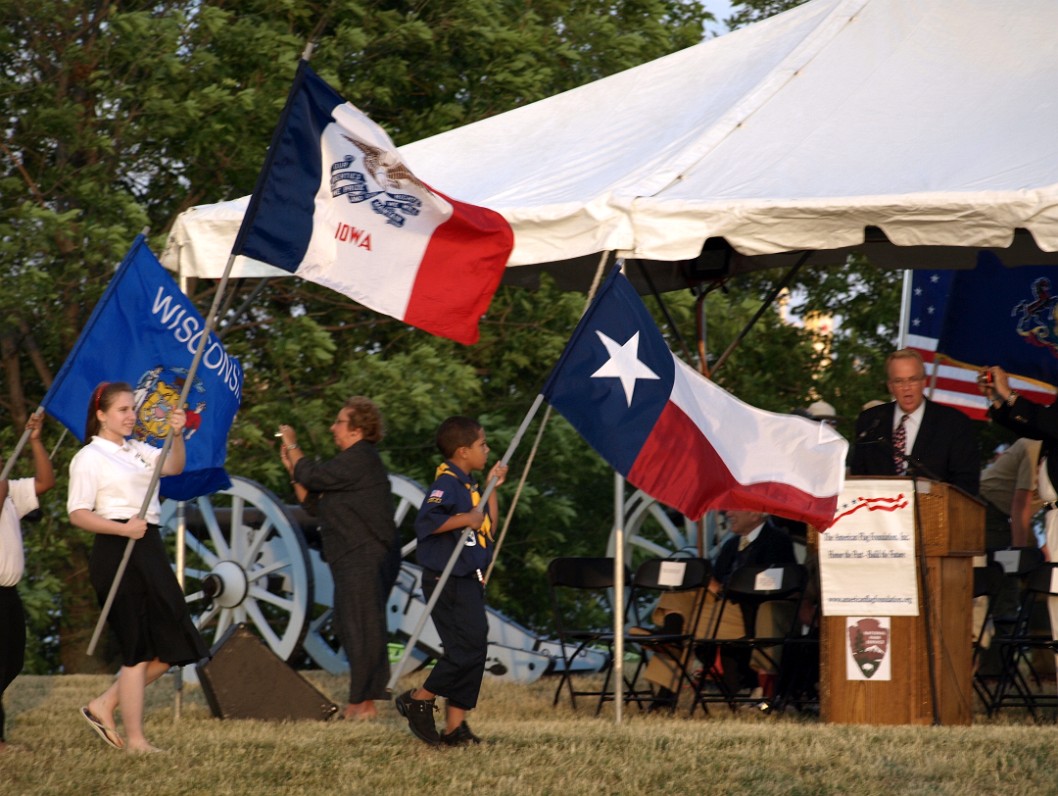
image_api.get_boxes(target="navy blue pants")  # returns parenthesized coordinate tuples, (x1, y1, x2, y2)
(0, 585, 26, 742)
(422, 571, 488, 710)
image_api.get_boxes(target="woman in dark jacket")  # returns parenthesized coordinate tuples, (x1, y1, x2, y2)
(279, 397, 401, 720)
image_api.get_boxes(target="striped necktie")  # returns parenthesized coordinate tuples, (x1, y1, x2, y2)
(893, 413, 909, 475)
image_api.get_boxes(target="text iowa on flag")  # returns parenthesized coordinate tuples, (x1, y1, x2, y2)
(41, 236, 242, 500)
(541, 270, 848, 529)
(231, 62, 514, 346)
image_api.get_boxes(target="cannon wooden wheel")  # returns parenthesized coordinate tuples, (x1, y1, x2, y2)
(159, 476, 313, 662)
(606, 488, 724, 569)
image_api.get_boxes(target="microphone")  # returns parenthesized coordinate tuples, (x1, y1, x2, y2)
(901, 452, 943, 483)
(856, 416, 883, 443)
(857, 418, 944, 482)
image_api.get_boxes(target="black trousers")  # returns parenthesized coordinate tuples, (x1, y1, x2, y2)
(0, 585, 26, 742)
(329, 543, 401, 703)
(422, 571, 488, 711)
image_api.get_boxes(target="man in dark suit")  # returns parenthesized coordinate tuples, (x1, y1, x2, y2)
(641, 510, 797, 702)
(709, 511, 798, 697)
(850, 349, 980, 495)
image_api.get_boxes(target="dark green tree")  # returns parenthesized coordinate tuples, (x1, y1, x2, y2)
(725, 0, 807, 30)
(1, 0, 713, 671)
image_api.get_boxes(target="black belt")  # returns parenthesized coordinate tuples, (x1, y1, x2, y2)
(423, 568, 477, 581)
(1043, 501, 1058, 512)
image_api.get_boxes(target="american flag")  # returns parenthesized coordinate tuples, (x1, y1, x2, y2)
(902, 269, 1055, 421)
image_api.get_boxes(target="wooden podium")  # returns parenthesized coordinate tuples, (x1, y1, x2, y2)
(820, 479, 984, 725)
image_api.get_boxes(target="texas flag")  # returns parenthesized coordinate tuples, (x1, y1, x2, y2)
(231, 62, 513, 345)
(541, 270, 848, 529)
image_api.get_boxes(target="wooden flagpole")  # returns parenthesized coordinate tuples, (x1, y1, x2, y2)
(386, 393, 545, 691)
(87, 38, 320, 656)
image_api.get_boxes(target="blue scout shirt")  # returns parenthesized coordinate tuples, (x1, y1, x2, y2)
(415, 461, 494, 577)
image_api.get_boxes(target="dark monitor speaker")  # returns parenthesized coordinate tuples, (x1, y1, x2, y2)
(197, 623, 338, 721)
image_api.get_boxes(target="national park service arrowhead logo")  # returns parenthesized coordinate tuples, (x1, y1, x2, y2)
(847, 617, 889, 679)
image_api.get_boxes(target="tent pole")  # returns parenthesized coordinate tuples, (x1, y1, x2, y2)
(897, 268, 913, 350)
(635, 260, 695, 365)
(613, 472, 625, 725)
(217, 278, 272, 342)
(710, 254, 809, 377)
(696, 290, 709, 377)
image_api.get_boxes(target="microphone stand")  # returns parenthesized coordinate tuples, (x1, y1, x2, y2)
(855, 433, 941, 724)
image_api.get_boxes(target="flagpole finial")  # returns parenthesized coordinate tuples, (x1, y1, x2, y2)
(301, 42, 314, 61)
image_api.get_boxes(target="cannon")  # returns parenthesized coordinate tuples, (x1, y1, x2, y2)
(159, 475, 607, 683)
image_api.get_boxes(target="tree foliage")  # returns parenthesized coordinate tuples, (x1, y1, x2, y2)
(1, 0, 713, 671)
(2, 0, 980, 675)
(725, 0, 808, 30)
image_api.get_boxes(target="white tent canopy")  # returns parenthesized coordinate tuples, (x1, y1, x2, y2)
(162, 0, 1058, 286)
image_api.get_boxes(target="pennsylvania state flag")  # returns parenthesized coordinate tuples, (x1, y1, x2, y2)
(937, 252, 1058, 390)
(42, 236, 242, 499)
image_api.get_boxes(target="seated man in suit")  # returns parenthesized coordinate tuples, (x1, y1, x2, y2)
(641, 510, 797, 704)
(850, 349, 980, 495)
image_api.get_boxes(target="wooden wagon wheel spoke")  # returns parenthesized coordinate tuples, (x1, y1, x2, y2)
(160, 476, 313, 664)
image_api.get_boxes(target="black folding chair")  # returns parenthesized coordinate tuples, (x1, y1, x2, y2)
(989, 558, 1058, 720)
(546, 557, 628, 711)
(610, 557, 712, 714)
(692, 563, 809, 714)
(971, 560, 1006, 714)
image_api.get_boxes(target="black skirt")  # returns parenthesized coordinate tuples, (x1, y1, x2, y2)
(89, 524, 209, 667)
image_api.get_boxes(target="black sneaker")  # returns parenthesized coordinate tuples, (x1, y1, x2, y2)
(395, 690, 440, 746)
(440, 721, 482, 746)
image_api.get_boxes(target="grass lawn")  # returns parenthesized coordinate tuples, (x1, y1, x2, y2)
(1, 670, 1056, 796)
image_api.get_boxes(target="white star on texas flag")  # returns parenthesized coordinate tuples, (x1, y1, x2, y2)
(590, 330, 659, 406)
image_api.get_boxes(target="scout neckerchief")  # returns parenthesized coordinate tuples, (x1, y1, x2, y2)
(436, 462, 494, 548)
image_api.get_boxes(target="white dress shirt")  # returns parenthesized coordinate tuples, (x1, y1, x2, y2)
(0, 478, 39, 587)
(67, 436, 163, 524)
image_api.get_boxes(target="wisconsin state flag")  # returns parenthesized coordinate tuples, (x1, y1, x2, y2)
(41, 236, 242, 500)
(541, 270, 848, 528)
(232, 62, 513, 345)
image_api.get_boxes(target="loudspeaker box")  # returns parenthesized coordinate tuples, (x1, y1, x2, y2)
(197, 623, 338, 721)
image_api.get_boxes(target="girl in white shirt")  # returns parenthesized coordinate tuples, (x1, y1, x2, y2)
(68, 381, 207, 754)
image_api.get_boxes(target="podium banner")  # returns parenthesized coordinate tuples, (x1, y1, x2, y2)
(820, 479, 919, 617)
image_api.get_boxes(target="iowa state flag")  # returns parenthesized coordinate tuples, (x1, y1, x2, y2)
(41, 237, 242, 500)
(231, 62, 513, 345)
(541, 270, 848, 528)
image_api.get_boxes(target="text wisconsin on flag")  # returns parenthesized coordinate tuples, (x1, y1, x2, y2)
(231, 62, 514, 345)
(541, 270, 848, 529)
(41, 237, 242, 500)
